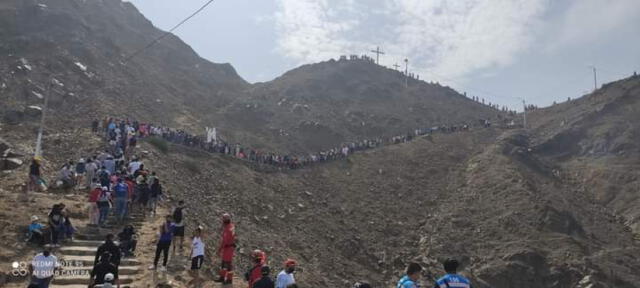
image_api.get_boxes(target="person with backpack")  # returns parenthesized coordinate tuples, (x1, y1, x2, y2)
(90, 252, 119, 288)
(433, 259, 472, 288)
(172, 200, 185, 254)
(113, 178, 129, 223)
(97, 166, 111, 189)
(96, 187, 112, 227)
(397, 262, 422, 288)
(94, 234, 121, 267)
(149, 215, 175, 271)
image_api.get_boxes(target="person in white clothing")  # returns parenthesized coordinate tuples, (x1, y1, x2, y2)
(29, 249, 61, 288)
(128, 159, 142, 176)
(275, 259, 297, 288)
(188, 226, 205, 287)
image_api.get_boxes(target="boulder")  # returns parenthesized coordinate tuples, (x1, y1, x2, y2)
(2, 158, 23, 170)
(3, 110, 24, 125)
(0, 137, 10, 153)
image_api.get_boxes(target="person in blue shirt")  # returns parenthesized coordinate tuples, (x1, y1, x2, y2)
(113, 178, 129, 223)
(397, 262, 422, 288)
(433, 259, 472, 288)
(27, 216, 45, 245)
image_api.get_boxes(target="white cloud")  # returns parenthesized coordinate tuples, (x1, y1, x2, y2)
(548, 0, 640, 50)
(274, 0, 548, 81)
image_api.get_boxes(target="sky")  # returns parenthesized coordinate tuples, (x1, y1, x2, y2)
(127, 0, 640, 110)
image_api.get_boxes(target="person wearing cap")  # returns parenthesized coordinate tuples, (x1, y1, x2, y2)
(253, 266, 275, 288)
(433, 259, 472, 288)
(215, 213, 236, 284)
(90, 252, 119, 287)
(275, 259, 296, 288)
(245, 249, 267, 288)
(26, 216, 45, 245)
(93, 272, 116, 288)
(397, 262, 422, 288)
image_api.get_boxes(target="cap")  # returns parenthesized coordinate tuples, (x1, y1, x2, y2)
(222, 213, 231, 221)
(104, 273, 114, 281)
(284, 259, 297, 267)
(31, 215, 39, 222)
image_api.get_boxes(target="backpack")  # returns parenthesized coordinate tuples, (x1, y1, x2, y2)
(98, 190, 110, 202)
(173, 207, 183, 223)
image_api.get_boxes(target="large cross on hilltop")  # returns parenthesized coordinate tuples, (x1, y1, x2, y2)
(393, 63, 401, 70)
(370, 46, 385, 64)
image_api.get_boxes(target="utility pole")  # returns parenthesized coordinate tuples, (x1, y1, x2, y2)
(404, 58, 409, 88)
(35, 77, 53, 157)
(370, 46, 385, 65)
(392, 63, 400, 70)
(590, 65, 598, 91)
(519, 98, 527, 130)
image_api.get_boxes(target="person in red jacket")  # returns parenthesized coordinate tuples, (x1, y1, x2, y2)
(216, 213, 236, 285)
(246, 249, 267, 288)
(88, 186, 102, 225)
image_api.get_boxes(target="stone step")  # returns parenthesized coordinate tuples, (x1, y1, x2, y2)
(60, 255, 140, 267)
(52, 273, 135, 285)
(60, 265, 141, 275)
(68, 239, 104, 247)
(59, 246, 97, 256)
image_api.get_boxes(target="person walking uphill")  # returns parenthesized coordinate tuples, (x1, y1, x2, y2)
(172, 200, 186, 254)
(149, 215, 175, 271)
(276, 259, 297, 288)
(433, 259, 473, 288)
(245, 249, 267, 288)
(397, 262, 422, 288)
(215, 213, 236, 285)
(95, 234, 121, 267)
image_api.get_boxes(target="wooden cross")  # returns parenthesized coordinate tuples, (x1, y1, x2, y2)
(370, 46, 385, 64)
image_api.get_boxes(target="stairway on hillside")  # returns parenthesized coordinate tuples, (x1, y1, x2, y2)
(50, 211, 146, 288)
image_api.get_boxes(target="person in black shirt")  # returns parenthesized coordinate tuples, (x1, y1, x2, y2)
(253, 266, 275, 288)
(118, 225, 137, 257)
(95, 234, 121, 267)
(90, 252, 118, 287)
(48, 204, 63, 247)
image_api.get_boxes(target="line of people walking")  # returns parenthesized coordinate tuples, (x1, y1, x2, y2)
(94, 117, 489, 171)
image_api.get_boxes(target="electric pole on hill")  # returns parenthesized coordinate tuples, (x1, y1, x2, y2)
(393, 63, 400, 70)
(516, 97, 527, 130)
(370, 46, 385, 64)
(404, 58, 409, 88)
(590, 65, 598, 91)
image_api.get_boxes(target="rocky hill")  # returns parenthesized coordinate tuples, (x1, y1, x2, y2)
(0, 0, 501, 154)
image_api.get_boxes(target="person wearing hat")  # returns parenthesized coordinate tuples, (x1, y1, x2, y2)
(215, 213, 236, 285)
(26, 216, 45, 245)
(433, 259, 472, 288)
(245, 249, 267, 288)
(275, 259, 296, 288)
(93, 272, 116, 288)
(253, 266, 275, 288)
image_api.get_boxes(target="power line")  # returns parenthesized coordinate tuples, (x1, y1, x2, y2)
(124, 0, 216, 62)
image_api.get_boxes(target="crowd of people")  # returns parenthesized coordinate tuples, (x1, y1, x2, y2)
(22, 117, 476, 288)
(93, 117, 490, 170)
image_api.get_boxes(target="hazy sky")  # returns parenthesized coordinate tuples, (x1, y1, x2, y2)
(127, 0, 640, 110)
